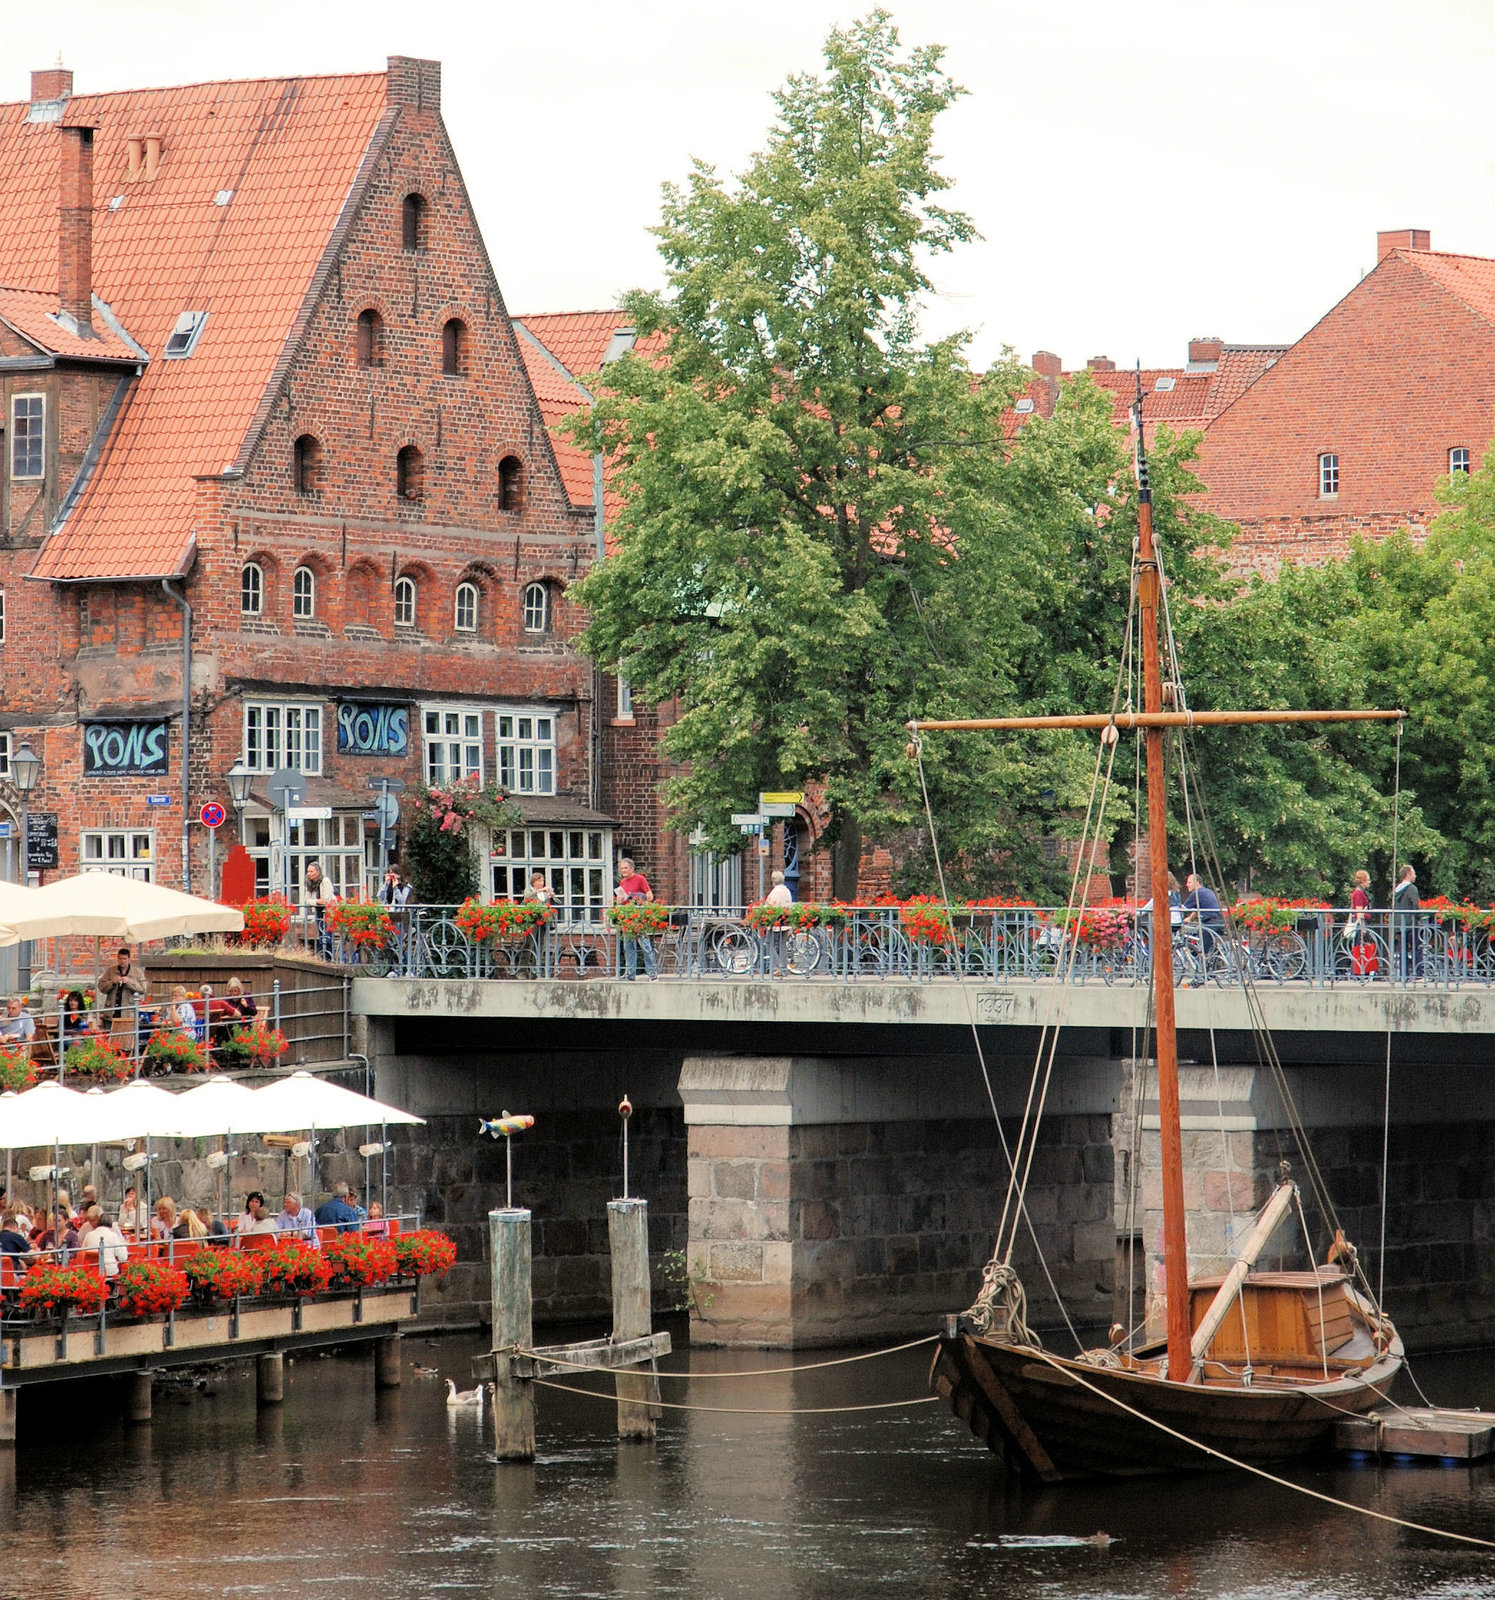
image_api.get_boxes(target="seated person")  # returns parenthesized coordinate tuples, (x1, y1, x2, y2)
(0, 997, 35, 1045)
(175, 1207, 208, 1241)
(33, 1207, 79, 1262)
(115, 1186, 141, 1234)
(170, 986, 203, 1039)
(0, 1215, 37, 1266)
(345, 1185, 368, 1223)
(223, 977, 258, 1021)
(82, 1211, 129, 1278)
(151, 1197, 179, 1241)
(59, 989, 93, 1040)
(235, 1191, 277, 1235)
(196, 1207, 230, 1245)
(313, 1182, 362, 1232)
(275, 1191, 318, 1248)
(363, 1200, 390, 1237)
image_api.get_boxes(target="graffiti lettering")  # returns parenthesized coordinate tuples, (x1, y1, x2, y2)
(82, 721, 171, 776)
(337, 703, 409, 757)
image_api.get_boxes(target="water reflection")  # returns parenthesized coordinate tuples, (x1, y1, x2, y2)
(3, 1336, 1495, 1597)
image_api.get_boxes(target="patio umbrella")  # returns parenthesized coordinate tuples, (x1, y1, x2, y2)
(0, 874, 244, 946)
(162, 1076, 264, 1220)
(0, 880, 45, 941)
(0, 1082, 116, 1238)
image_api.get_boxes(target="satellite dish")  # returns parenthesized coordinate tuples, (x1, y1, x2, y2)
(267, 767, 307, 812)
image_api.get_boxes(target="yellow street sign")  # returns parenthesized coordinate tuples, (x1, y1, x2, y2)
(758, 791, 804, 806)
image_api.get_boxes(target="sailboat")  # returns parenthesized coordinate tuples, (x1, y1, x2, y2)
(916, 380, 1404, 1480)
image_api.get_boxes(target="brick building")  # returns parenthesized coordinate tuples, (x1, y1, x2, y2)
(0, 59, 623, 936)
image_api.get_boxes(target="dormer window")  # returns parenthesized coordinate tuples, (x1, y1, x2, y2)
(1319, 453, 1339, 498)
(10, 395, 43, 479)
(163, 310, 208, 358)
(401, 193, 427, 253)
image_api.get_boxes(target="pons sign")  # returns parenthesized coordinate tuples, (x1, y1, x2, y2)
(337, 703, 410, 757)
(82, 720, 170, 776)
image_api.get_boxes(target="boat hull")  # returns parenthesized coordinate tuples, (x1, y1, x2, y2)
(933, 1331, 1402, 1481)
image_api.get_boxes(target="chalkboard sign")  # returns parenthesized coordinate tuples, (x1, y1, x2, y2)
(26, 812, 58, 871)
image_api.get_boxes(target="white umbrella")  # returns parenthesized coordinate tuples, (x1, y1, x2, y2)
(163, 1077, 263, 1138)
(0, 874, 244, 946)
(0, 881, 45, 941)
(0, 1081, 114, 1148)
(247, 1070, 424, 1129)
(89, 1080, 189, 1143)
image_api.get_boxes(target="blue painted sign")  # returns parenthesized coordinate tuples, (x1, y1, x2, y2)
(146, 794, 173, 807)
(337, 703, 409, 757)
(83, 720, 170, 776)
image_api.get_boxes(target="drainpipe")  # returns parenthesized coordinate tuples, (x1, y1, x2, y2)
(590, 450, 606, 810)
(162, 579, 192, 892)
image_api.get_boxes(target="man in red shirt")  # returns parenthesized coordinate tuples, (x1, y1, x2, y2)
(614, 857, 658, 980)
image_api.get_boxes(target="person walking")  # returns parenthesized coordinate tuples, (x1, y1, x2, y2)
(1393, 863, 1423, 980)
(614, 857, 658, 981)
(1345, 869, 1375, 976)
(763, 869, 793, 976)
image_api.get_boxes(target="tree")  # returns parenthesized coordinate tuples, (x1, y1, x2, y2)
(568, 12, 1034, 899)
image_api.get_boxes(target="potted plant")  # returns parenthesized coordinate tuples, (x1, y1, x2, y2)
(455, 896, 553, 943)
(218, 1022, 290, 1071)
(324, 1233, 399, 1290)
(0, 1043, 37, 1093)
(327, 899, 396, 952)
(114, 1259, 190, 1319)
(393, 1229, 458, 1278)
(237, 895, 294, 948)
(606, 901, 671, 938)
(898, 896, 954, 946)
(63, 1035, 132, 1083)
(258, 1240, 332, 1298)
(144, 1026, 210, 1075)
(183, 1251, 264, 1304)
(18, 1263, 108, 1318)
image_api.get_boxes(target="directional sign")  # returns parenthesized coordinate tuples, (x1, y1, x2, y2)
(760, 802, 798, 819)
(199, 802, 227, 829)
(287, 806, 333, 823)
(731, 812, 766, 826)
(758, 791, 804, 806)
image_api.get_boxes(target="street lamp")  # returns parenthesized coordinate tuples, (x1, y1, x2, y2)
(11, 741, 41, 990)
(226, 762, 254, 815)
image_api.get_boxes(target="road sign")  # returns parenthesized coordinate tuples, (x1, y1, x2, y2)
(760, 802, 798, 819)
(267, 766, 307, 812)
(366, 777, 408, 793)
(146, 794, 174, 807)
(287, 806, 333, 823)
(0, 823, 10, 838)
(373, 793, 400, 831)
(199, 802, 226, 829)
(738, 824, 761, 835)
(758, 791, 804, 806)
(731, 812, 766, 826)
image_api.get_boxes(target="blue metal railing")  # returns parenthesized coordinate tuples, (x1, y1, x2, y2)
(334, 904, 1479, 990)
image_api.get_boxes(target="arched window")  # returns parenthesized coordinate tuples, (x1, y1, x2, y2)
(454, 581, 478, 633)
(401, 193, 427, 253)
(394, 575, 417, 628)
(293, 434, 323, 495)
(521, 581, 549, 635)
(356, 308, 384, 369)
(397, 445, 424, 503)
(292, 565, 316, 620)
(498, 455, 523, 513)
(442, 318, 467, 376)
(240, 562, 263, 616)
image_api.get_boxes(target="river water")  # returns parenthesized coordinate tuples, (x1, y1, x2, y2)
(5, 1333, 1495, 1599)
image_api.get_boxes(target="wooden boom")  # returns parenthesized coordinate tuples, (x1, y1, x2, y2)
(909, 709, 1404, 733)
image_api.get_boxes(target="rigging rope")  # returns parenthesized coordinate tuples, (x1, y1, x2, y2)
(516, 1335, 938, 1380)
(531, 1378, 942, 1416)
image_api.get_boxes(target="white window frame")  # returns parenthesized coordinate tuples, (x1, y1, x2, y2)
(394, 576, 417, 628)
(10, 394, 44, 480)
(242, 810, 366, 903)
(0, 732, 10, 778)
(454, 582, 478, 633)
(81, 829, 155, 881)
(616, 672, 633, 720)
(1451, 447, 1471, 479)
(240, 562, 263, 616)
(242, 699, 324, 775)
(495, 709, 556, 795)
(423, 705, 484, 785)
(292, 566, 316, 619)
(1319, 452, 1339, 498)
(0, 587, 6, 644)
(521, 581, 549, 634)
(492, 826, 611, 927)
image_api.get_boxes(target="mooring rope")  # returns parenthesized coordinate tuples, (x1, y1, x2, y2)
(1026, 1348, 1495, 1550)
(530, 1378, 942, 1416)
(515, 1334, 938, 1380)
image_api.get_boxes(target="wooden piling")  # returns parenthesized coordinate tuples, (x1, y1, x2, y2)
(0, 1387, 15, 1446)
(490, 1207, 535, 1460)
(124, 1370, 153, 1423)
(374, 1333, 403, 1389)
(257, 1352, 285, 1408)
(608, 1198, 659, 1440)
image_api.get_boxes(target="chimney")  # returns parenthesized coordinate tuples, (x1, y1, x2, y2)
(125, 137, 143, 183)
(1378, 228, 1430, 261)
(30, 67, 73, 105)
(1188, 337, 1223, 366)
(58, 121, 96, 335)
(143, 131, 163, 182)
(1087, 356, 1116, 373)
(1031, 350, 1062, 383)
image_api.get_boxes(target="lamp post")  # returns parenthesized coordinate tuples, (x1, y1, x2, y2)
(225, 763, 253, 901)
(11, 741, 42, 990)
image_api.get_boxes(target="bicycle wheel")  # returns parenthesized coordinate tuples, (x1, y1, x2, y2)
(785, 929, 823, 976)
(1262, 932, 1307, 982)
(710, 924, 757, 976)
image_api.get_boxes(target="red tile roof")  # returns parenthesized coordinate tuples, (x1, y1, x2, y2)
(0, 285, 142, 361)
(1397, 249, 1495, 327)
(512, 322, 597, 511)
(1206, 345, 1288, 416)
(516, 311, 633, 380)
(0, 73, 389, 579)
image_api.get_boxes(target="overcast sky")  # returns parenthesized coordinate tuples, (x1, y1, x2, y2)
(10, 0, 1495, 371)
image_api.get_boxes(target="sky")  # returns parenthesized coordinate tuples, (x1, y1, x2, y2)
(7, 0, 1495, 371)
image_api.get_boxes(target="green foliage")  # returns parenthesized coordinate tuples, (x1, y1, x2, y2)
(402, 781, 520, 906)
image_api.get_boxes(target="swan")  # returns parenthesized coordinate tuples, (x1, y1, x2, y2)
(445, 1378, 484, 1408)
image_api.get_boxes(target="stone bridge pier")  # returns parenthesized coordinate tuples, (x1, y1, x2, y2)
(678, 1054, 1119, 1348)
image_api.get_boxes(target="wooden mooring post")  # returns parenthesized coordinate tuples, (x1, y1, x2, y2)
(608, 1198, 661, 1440)
(489, 1207, 536, 1460)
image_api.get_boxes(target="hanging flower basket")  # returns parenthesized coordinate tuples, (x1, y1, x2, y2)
(0, 1044, 37, 1093)
(327, 899, 396, 950)
(114, 1259, 190, 1319)
(743, 902, 847, 931)
(258, 1241, 333, 1298)
(898, 896, 954, 946)
(1232, 898, 1330, 936)
(144, 1026, 210, 1075)
(323, 1233, 399, 1290)
(18, 1264, 108, 1318)
(183, 1250, 264, 1303)
(218, 1023, 290, 1071)
(455, 897, 554, 943)
(237, 895, 294, 948)
(1064, 905, 1132, 951)
(607, 902, 671, 938)
(64, 1035, 132, 1083)
(393, 1229, 458, 1278)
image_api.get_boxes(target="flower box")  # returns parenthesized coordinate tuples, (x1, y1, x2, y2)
(743, 903, 847, 931)
(0, 1043, 37, 1093)
(257, 1241, 333, 1298)
(218, 1022, 290, 1071)
(183, 1250, 264, 1303)
(114, 1259, 190, 1318)
(327, 899, 396, 950)
(324, 1233, 399, 1290)
(455, 897, 554, 943)
(18, 1264, 108, 1318)
(607, 902, 671, 938)
(144, 1025, 209, 1074)
(237, 896, 294, 948)
(63, 1035, 132, 1083)
(393, 1229, 458, 1278)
